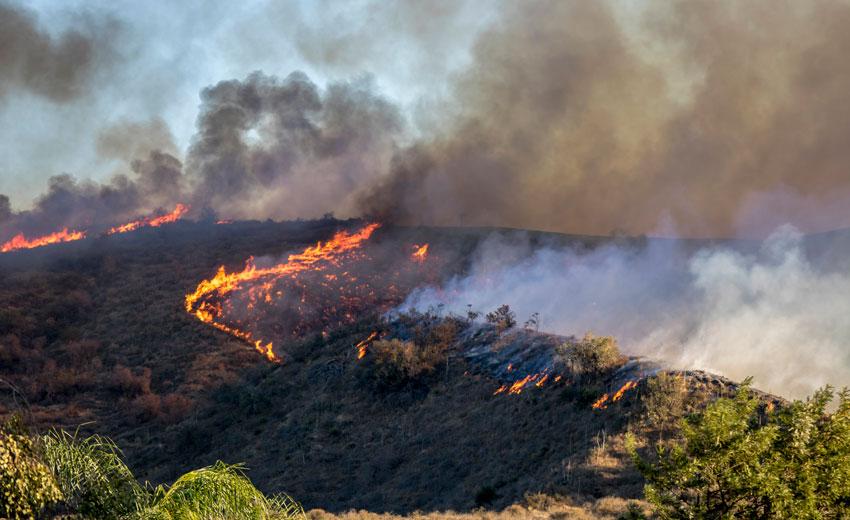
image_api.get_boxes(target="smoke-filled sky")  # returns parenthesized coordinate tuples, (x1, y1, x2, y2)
(3, 0, 850, 238)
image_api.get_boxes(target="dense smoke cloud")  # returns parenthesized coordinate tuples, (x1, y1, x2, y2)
(6, 0, 850, 239)
(0, 2, 114, 103)
(186, 71, 402, 221)
(361, 0, 850, 237)
(0, 70, 402, 238)
(401, 227, 850, 400)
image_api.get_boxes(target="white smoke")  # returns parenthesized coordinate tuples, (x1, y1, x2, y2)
(401, 226, 850, 399)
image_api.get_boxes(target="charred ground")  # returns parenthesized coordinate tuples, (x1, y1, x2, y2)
(0, 219, 783, 513)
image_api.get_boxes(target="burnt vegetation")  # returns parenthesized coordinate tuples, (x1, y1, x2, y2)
(0, 219, 832, 518)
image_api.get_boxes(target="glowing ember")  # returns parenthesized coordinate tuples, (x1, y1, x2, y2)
(217, 219, 232, 225)
(412, 244, 428, 263)
(108, 204, 189, 234)
(356, 332, 379, 359)
(1, 228, 86, 253)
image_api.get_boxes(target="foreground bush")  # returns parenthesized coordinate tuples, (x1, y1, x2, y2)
(41, 429, 142, 518)
(144, 461, 303, 520)
(0, 417, 62, 519)
(0, 417, 305, 520)
(629, 380, 850, 519)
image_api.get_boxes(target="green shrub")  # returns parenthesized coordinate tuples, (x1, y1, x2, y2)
(640, 372, 685, 434)
(559, 333, 622, 375)
(372, 338, 446, 391)
(40, 428, 143, 519)
(0, 416, 62, 520)
(144, 461, 304, 520)
(628, 380, 850, 519)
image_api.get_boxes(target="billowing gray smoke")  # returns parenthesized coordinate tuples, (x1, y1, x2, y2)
(1, 71, 401, 238)
(401, 227, 850, 400)
(6, 0, 850, 238)
(187, 71, 401, 221)
(0, 2, 114, 103)
(360, 0, 850, 237)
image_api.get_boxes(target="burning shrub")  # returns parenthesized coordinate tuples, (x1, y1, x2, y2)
(371, 338, 446, 391)
(486, 304, 517, 332)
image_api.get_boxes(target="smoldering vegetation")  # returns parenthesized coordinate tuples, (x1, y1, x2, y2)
(6, 0, 850, 240)
(401, 226, 850, 400)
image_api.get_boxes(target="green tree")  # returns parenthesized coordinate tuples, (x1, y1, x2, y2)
(628, 380, 850, 519)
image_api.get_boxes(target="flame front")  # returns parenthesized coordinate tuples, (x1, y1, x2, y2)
(1, 228, 86, 253)
(185, 223, 434, 362)
(592, 379, 643, 410)
(108, 204, 189, 234)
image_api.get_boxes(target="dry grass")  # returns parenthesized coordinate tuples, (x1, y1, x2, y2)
(306, 496, 653, 520)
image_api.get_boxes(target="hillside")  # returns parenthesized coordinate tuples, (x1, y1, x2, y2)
(0, 219, 793, 513)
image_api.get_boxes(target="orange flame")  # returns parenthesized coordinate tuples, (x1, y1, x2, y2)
(611, 379, 642, 403)
(356, 331, 379, 359)
(591, 393, 610, 410)
(185, 223, 382, 362)
(412, 244, 428, 263)
(108, 204, 189, 234)
(1, 228, 86, 253)
(592, 379, 643, 410)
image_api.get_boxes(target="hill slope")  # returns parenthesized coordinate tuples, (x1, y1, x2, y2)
(0, 219, 791, 512)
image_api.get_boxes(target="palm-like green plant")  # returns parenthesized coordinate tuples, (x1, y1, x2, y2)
(142, 461, 304, 520)
(40, 428, 143, 519)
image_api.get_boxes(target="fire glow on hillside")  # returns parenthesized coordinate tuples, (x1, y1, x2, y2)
(185, 223, 435, 362)
(0, 204, 190, 253)
(107, 204, 189, 234)
(0, 228, 86, 252)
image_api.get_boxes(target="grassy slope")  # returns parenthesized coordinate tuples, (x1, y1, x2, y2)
(0, 219, 763, 514)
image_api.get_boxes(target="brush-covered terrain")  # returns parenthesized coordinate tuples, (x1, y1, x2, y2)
(0, 219, 844, 519)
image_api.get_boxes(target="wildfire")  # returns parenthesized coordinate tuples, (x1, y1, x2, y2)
(185, 223, 434, 362)
(592, 378, 643, 410)
(493, 369, 555, 395)
(108, 204, 189, 234)
(1, 228, 87, 253)
(356, 332, 379, 359)
(412, 244, 428, 263)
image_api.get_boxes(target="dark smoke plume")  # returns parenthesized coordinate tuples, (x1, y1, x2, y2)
(186, 71, 402, 221)
(6, 0, 850, 239)
(360, 0, 850, 237)
(0, 2, 114, 102)
(1, 71, 402, 238)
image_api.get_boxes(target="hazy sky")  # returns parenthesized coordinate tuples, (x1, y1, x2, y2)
(4, 0, 850, 238)
(1, 0, 490, 205)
